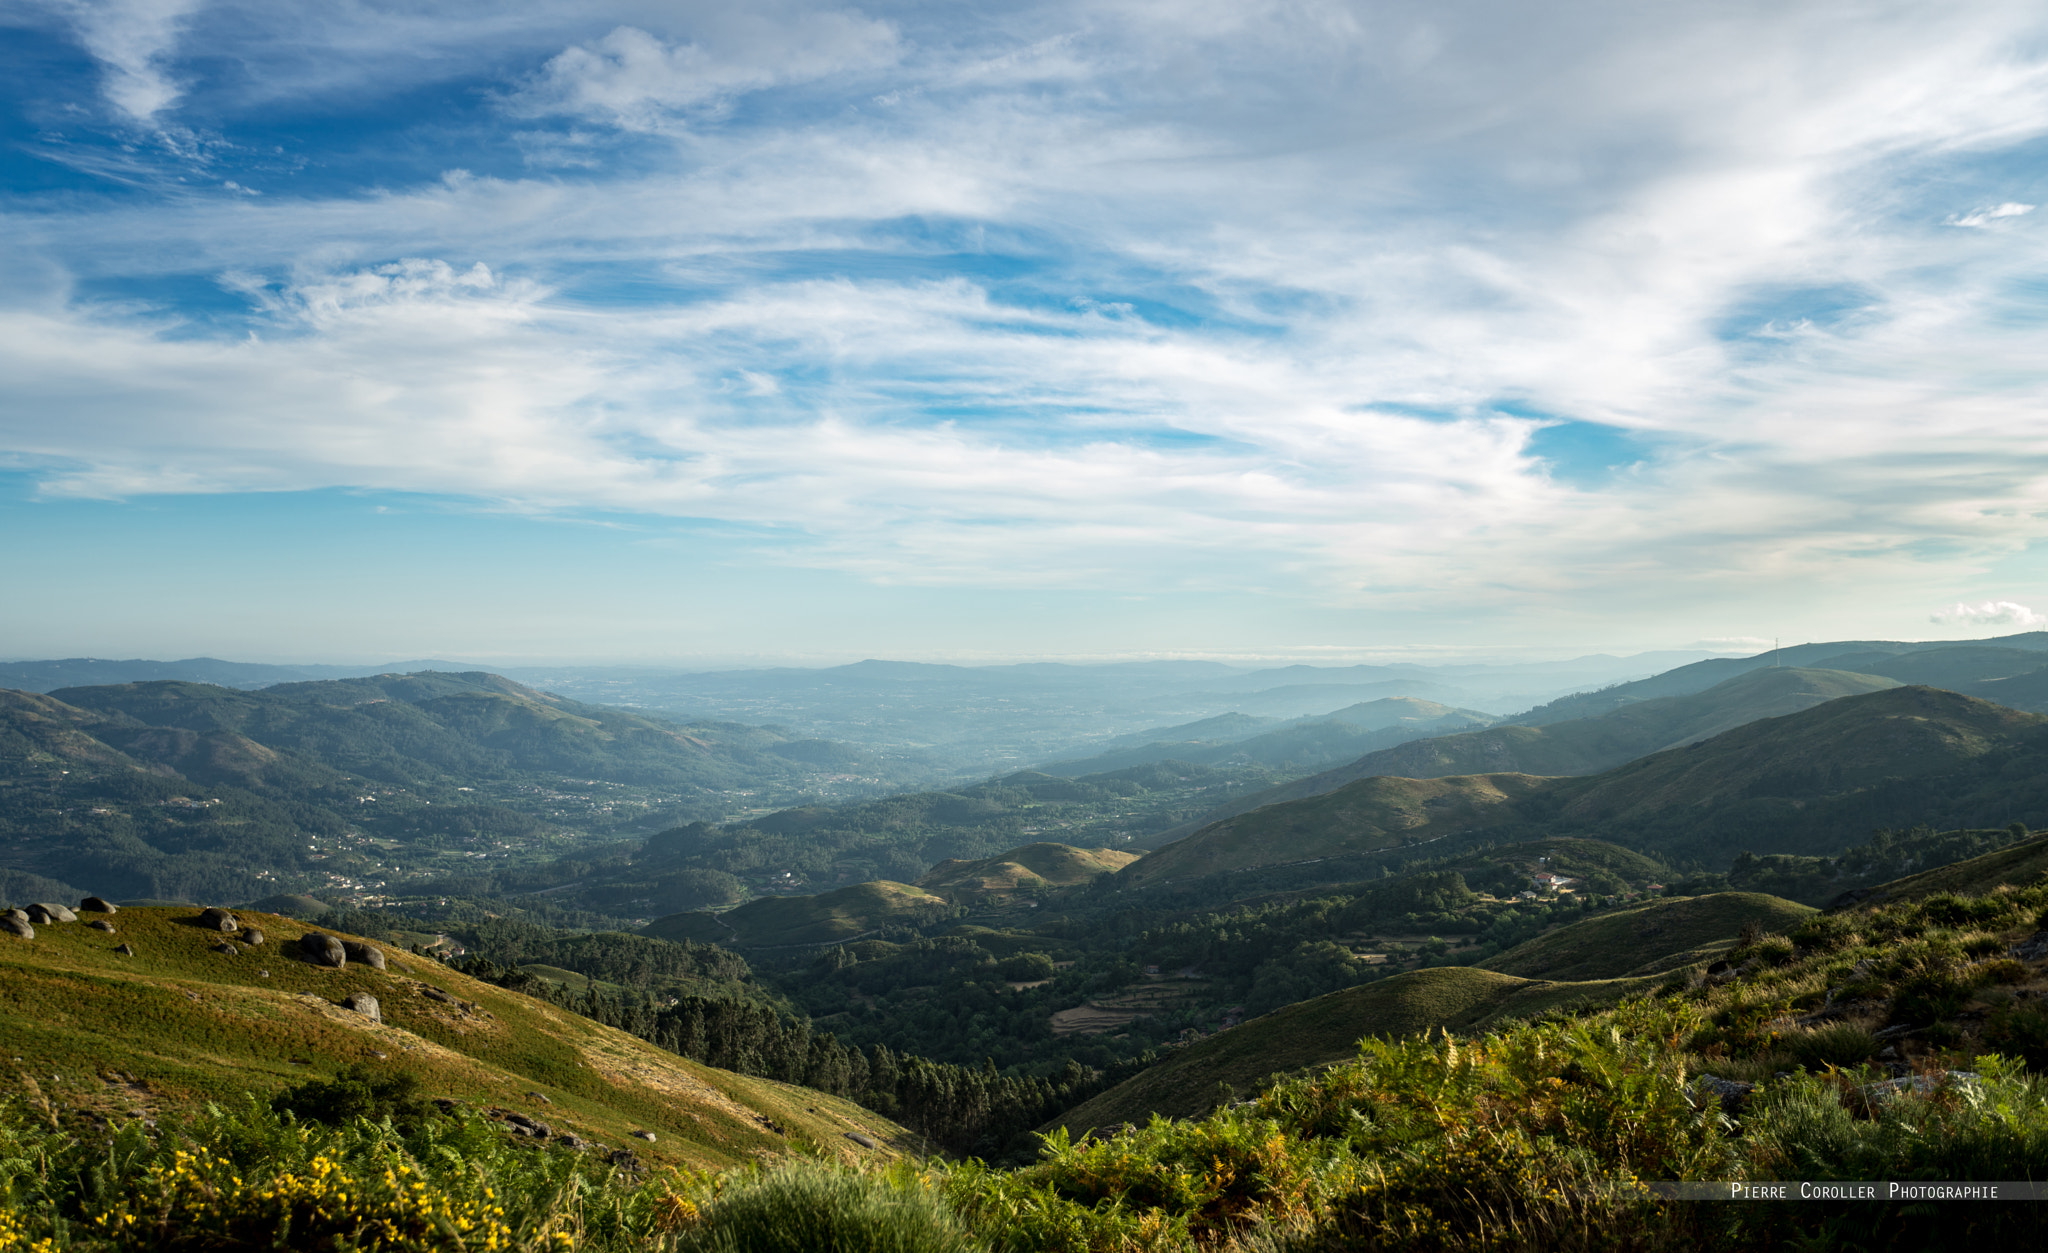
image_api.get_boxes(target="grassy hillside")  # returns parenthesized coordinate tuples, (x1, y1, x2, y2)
(642, 880, 953, 948)
(1119, 772, 1546, 886)
(0, 905, 906, 1169)
(916, 842, 1140, 900)
(1478, 892, 1814, 981)
(1047, 966, 1655, 1133)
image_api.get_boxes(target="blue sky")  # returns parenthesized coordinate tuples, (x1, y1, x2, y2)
(4, 1, 2048, 665)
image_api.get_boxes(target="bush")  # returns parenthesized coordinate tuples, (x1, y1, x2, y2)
(1781, 1023, 1875, 1072)
(271, 1063, 435, 1129)
(676, 1163, 982, 1253)
(1983, 1002, 2048, 1070)
(1889, 971, 1973, 1027)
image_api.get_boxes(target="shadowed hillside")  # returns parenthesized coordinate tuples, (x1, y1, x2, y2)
(1145, 666, 1906, 840)
(1122, 686, 2048, 886)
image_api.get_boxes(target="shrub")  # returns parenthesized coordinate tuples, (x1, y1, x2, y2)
(1781, 1023, 1876, 1072)
(1889, 971, 1973, 1026)
(676, 1163, 983, 1253)
(271, 1063, 435, 1130)
(1983, 1002, 2048, 1070)
(1916, 893, 2015, 930)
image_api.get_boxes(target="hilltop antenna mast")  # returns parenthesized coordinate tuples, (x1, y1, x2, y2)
(1773, 638, 1780, 667)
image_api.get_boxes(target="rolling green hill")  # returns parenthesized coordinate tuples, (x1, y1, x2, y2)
(1048, 890, 1813, 1132)
(1477, 892, 1814, 982)
(916, 842, 1140, 901)
(1145, 666, 1905, 841)
(642, 880, 954, 948)
(1122, 686, 2048, 886)
(0, 672, 883, 905)
(1118, 773, 1547, 886)
(1046, 966, 1653, 1133)
(0, 905, 906, 1169)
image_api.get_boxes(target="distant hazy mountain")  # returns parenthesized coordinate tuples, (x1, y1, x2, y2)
(1511, 632, 2048, 725)
(0, 671, 879, 902)
(1038, 697, 1495, 778)
(1145, 666, 1899, 841)
(0, 656, 478, 692)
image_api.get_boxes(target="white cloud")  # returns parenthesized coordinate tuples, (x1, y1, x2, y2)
(1948, 202, 2036, 227)
(514, 14, 900, 131)
(11, 1, 2048, 645)
(58, 0, 205, 121)
(1930, 601, 2048, 628)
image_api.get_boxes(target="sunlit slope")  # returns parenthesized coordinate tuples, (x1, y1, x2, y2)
(642, 880, 953, 948)
(1478, 892, 1815, 982)
(1046, 967, 1652, 1133)
(0, 907, 905, 1168)
(1148, 666, 1905, 839)
(917, 842, 1140, 900)
(1119, 773, 1546, 886)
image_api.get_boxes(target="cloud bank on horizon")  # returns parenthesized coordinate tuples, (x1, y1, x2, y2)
(3, 0, 2048, 658)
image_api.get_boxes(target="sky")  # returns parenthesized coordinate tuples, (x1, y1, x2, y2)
(3, 0, 2048, 666)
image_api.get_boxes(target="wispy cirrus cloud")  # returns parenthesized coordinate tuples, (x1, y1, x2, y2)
(5, 1, 2048, 653)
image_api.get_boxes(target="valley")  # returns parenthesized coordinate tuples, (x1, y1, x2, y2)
(9, 633, 2048, 1246)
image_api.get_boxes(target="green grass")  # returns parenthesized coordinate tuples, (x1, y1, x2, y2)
(916, 843, 1138, 901)
(643, 881, 953, 948)
(0, 907, 906, 1172)
(1480, 892, 1815, 982)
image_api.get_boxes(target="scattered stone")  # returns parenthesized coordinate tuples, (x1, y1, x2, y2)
(258, 969, 269, 977)
(197, 907, 238, 932)
(183, 991, 200, 1001)
(844, 1131, 880, 1149)
(2, 909, 26, 925)
(241, 927, 265, 946)
(433, 1098, 462, 1115)
(87, 920, 116, 933)
(212, 942, 239, 956)
(527, 1091, 552, 1104)
(607, 1147, 642, 1173)
(1691, 1075, 1756, 1116)
(341, 993, 381, 1023)
(343, 941, 386, 970)
(556, 1133, 585, 1149)
(2011, 931, 2048, 962)
(79, 897, 118, 914)
(28, 903, 76, 925)
(114, 942, 133, 956)
(301, 933, 347, 968)
(422, 986, 453, 1003)
(506, 1112, 553, 1137)
(631, 1129, 657, 1142)
(1872, 1022, 1916, 1040)
(0, 917, 32, 940)
(369, 1049, 388, 1059)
